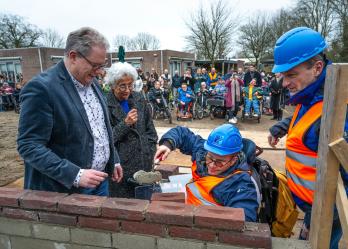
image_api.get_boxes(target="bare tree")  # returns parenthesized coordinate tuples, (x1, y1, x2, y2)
(268, 8, 300, 48)
(185, 0, 238, 66)
(293, 0, 335, 38)
(0, 14, 42, 49)
(40, 28, 65, 48)
(238, 14, 272, 66)
(130, 32, 160, 50)
(331, 0, 348, 61)
(113, 35, 132, 51)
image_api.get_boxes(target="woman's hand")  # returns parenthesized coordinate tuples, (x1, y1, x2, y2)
(125, 109, 138, 126)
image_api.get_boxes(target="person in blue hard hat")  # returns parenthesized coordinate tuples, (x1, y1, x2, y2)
(267, 27, 348, 248)
(155, 124, 260, 222)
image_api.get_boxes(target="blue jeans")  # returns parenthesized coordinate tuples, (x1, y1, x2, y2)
(300, 202, 342, 249)
(78, 179, 109, 196)
(244, 98, 260, 115)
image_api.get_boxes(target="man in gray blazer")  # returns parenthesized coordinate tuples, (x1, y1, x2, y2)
(17, 27, 123, 196)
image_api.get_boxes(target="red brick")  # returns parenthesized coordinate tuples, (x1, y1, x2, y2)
(168, 225, 216, 242)
(39, 212, 77, 226)
(151, 193, 185, 203)
(218, 222, 271, 249)
(0, 188, 27, 207)
(146, 201, 194, 226)
(79, 216, 119, 231)
(102, 198, 148, 221)
(1, 207, 38, 221)
(121, 220, 166, 237)
(194, 205, 244, 231)
(58, 194, 107, 217)
(154, 164, 179, 179)
(20, 190, 68, 211)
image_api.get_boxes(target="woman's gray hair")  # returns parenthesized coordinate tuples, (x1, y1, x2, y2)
(105, 62, 138, 88)
(64, 27, 110, 56)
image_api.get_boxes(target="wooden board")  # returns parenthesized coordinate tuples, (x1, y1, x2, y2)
(336, 174, 348, 249)
(310, 64, 348, 249)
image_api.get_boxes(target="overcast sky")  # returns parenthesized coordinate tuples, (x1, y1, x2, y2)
(1, 0, 294, 52)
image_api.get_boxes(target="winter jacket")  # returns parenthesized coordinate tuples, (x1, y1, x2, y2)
(244, 71, 262, 87)
(172, 74, 181, 89)
(178, 87, 194, 103)
(107, 91, 158, 198)
(194, 74, 205, 93)
(159, 126, 259, 222)
(148, 88, 163, 102)
(242, 86, 263, 101)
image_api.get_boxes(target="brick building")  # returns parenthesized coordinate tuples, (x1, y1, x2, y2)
(111, 49, 195, 76)
(0, 47, 65, 84)
(0, 48, 195, 84)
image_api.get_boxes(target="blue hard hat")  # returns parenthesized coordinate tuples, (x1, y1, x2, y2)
(204, 124, 243, 156)
(272, 27, 327, 73)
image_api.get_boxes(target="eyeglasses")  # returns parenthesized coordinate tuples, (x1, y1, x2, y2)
(77, 51, 107, 70)
(205, 154, 237, 168)
(117, 83, 134, 91)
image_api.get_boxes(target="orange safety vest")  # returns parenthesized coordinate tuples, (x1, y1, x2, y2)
(208, 73, 218, 87)
(285, 101, 323, 204)
(186, 161, 248, 206)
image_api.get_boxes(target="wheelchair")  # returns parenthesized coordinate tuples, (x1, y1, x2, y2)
(193, 91, 210, 120)
(241, 97, 262, 123)
(147, 90, 172, 124)
(1, 94, 15, 111)
(206, 97, 228, 120)
(176, 99, 195, 121)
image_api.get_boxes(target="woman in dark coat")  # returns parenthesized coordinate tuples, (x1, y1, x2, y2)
(269, 73, 283, 120)
(106, 62, 158, 198)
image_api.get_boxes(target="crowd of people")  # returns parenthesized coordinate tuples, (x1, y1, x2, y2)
(7, 26, 347, 249)
(98, 64, 290, 123)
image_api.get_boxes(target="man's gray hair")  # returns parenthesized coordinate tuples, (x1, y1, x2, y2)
(64, 27, 110, 56)
(105, 62, 138, 88)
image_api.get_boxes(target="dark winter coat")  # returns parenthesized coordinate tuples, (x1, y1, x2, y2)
(107, 91, 158, 198)
(269, 78, 283, 110)
(244, 71, 262, 87)
(172, 74, 181, 89)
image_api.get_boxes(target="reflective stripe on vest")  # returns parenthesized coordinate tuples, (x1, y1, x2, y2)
(185, 161, 248, 206)
(285, 101, 323, 204)
(186, 182, 218, 206)
(286, 150, 317, 168)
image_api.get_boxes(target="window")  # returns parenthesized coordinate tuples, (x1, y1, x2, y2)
(170, 61, 181, 76)
(0, 58, 22, 84)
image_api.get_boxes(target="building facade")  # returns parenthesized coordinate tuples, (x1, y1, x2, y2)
(111, 49, 195, 76)
(0, 48, 196, 84)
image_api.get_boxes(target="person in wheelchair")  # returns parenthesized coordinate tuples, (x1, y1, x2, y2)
(148, 81, 167, 113)
(177, 82, 194, 117)
(1, 82, 14, 110)
(196, 82, 210, 109)
(243, 78, 263, 118)
(210, 76, 226, 99)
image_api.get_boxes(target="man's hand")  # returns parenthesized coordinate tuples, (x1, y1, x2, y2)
(268, 134, 279, 148)
(125, 109, 138, 126)
(79, 169, 108, 188)
(156, 99, 160, 103)
(154, 145, 171, 162)
(112, 165, 123, 183)
(180, 101, 185, 105)
(186, 93, 191, 97)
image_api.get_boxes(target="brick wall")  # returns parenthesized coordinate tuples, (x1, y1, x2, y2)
(0, 187, 277, 249)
